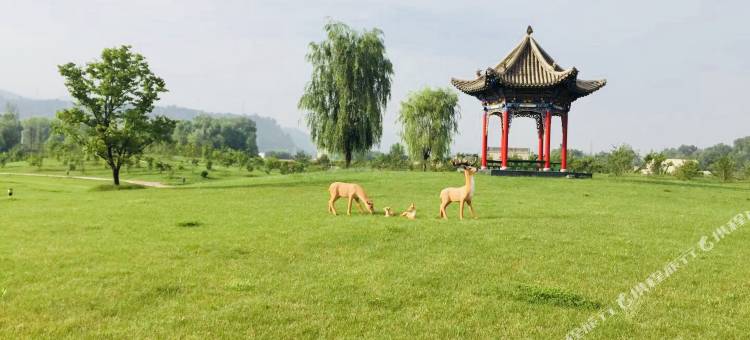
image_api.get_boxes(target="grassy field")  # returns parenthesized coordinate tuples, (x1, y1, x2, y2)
(1, 162, 749, 339)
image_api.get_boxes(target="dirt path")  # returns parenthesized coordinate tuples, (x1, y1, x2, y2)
(0, 173, 172, 188)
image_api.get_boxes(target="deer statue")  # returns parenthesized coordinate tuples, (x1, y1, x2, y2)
(439, 158, 478, 220)
(328, 182, 374, 216)
(401, 203, 417, 220)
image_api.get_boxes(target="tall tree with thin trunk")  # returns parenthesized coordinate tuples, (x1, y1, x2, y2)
(56, 45, 175, 185)
(299, 21, 393, 167)
(398, 87, 460, 171)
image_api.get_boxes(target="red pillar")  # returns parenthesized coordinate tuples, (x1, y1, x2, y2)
(537, 120, 544, 169)
(501, 110, 509, 169)
(561, 113, 568, 172)
(544, 110, 552, 171)
(481, 111, 488, 169)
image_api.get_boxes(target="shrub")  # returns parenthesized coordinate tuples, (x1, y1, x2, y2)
(145, 156, 155, 170)
(206, 160, 213, 170)
(155, 161, 167, 173)
(294, 151, 311, 165)
(675, 161, 700, 180)
(317, 154, 330, 168)
(28, 154, 44, 169)
(607, 145, 637, 176)
(644, 152, 667, 175)
(264, 156, 280, 174)
(265, 151, 292, 160)
(293, 161, 306, 173)
(279, 162, 290, 175)
(569, 156, 606, 174)
(200, 170, 209, 178)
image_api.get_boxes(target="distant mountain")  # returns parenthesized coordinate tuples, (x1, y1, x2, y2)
(0, 89, 73, 118)
(283, 127, 317, 155)
(0, 89, 315, 154)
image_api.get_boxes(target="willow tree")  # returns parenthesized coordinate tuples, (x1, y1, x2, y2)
(398, 87, 460, 171)
(299, 21, 393, 167)
(56, 45, 175, 185)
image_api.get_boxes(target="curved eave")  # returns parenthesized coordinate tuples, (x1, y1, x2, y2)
(451, 77, 487, 95)
(570, 79, 607, 99)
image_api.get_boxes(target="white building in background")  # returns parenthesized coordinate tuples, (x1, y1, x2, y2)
(641, 158, 701, 175)
(486, 147, 531, 160)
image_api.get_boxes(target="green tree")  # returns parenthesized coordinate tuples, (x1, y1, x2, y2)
(181, 115, 258, 156)
(387, 143, 408, 169)
(299, 21, 393, 167)
(712, 156, 736, 182)
(698, 143, 731, 169)
(397, 87, 460, 171)
(731, 136, 750, 164)
(607, 144, 637, 176)
(56, 45, 175, 185)
(0, 104, 22, 152)
(675, 161, 701, 180)
(21, 117, 53, 153)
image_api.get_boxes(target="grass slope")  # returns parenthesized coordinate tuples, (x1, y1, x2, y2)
(1, 168, 749, 339)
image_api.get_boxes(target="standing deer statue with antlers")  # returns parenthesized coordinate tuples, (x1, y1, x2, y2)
(439, 157, 478, 220)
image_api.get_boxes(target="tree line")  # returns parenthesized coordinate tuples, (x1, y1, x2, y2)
(550, 139, 750, 182)
(0, 104, 260, 171)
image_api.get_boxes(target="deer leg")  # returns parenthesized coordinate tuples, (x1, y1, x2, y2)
(329, 196, 338, 215)
(459, 200, 465, 220)
(347, 196, 353, 216)
(440, 201, 449, 219)
(467, 200, 477, 218)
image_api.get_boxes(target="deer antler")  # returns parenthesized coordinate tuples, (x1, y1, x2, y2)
(451, 158, 470, 168)
(452, 155, 479, 168)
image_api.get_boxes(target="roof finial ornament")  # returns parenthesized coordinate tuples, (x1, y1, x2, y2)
(527, 25, 533, 35)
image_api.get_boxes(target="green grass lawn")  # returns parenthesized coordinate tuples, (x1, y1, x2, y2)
(1, 164, 749, 339)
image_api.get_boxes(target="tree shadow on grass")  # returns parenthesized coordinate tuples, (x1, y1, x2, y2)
(511, 283, 602, 310)
(483, 283, 602, 310)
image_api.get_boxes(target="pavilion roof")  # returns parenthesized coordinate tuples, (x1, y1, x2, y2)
(451, 26, 606, 99)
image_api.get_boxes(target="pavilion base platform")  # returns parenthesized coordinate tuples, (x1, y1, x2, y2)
(484, 169, 592, 178)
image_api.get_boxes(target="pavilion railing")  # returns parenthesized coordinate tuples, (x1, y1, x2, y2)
(486, 159, 562, 171)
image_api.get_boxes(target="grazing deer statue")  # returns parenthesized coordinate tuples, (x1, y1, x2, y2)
(439, 158, 478, 220)
(328, 182, 374, 216)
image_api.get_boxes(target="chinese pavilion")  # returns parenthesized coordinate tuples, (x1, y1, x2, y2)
(451, 26, 606, 172)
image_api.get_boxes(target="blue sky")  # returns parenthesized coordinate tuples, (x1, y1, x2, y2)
(1, 0, 748, 153)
